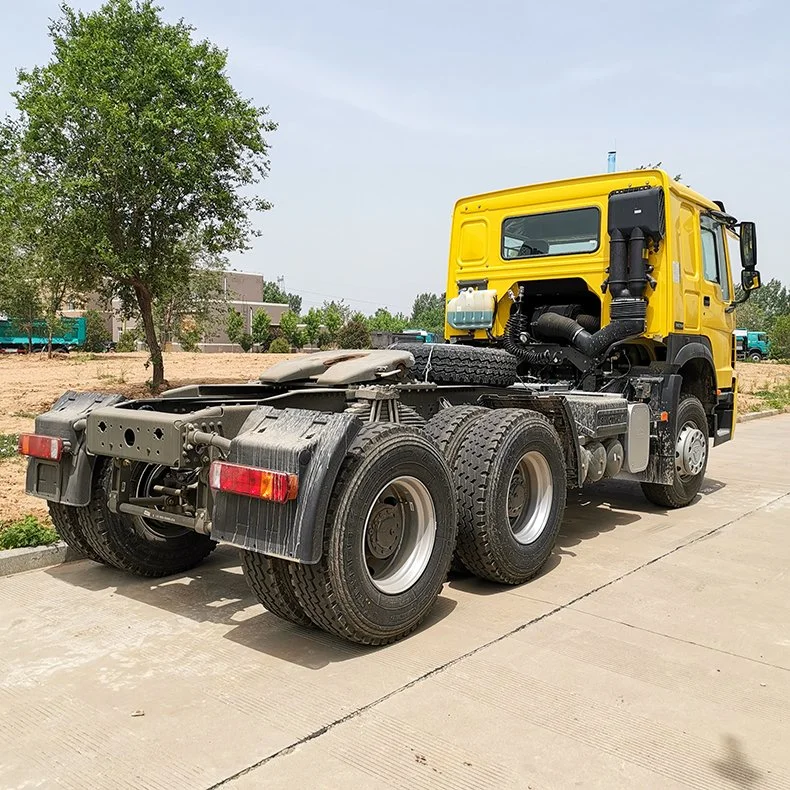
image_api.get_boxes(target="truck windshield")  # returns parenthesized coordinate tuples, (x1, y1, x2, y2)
(502, 207, 600, 259)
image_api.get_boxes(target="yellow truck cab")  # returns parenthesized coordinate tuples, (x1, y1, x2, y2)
(445, 169, 760, 461)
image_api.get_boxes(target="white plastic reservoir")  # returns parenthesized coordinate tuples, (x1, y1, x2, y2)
(446, 288, 497, 329)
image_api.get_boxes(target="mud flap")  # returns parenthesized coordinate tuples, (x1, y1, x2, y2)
(25, 391, 127, 506)
(211, 407, 361, 563)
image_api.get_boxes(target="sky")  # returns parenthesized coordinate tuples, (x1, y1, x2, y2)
(0, 0, 788, 314)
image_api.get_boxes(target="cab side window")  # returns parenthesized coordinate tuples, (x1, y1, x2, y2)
(700, 215, 731, 301)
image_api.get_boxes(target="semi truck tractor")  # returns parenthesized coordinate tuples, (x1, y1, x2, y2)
(20, 169, 761, 645)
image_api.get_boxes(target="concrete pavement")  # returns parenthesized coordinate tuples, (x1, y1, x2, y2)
(1, 415, 789, 789)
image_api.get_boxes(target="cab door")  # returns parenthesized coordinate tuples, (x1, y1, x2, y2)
(698, 214, 736, 388)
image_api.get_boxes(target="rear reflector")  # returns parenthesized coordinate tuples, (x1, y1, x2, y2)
(18, 434, 65, 461)
(209, 461, 298, 503)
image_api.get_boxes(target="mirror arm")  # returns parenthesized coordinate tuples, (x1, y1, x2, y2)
(726, 289, 752, 313)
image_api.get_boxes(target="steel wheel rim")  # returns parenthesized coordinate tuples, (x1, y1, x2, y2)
(507, 451, 554, 545)
(363, 475, 436, 595)
(675, 421, 707, 481)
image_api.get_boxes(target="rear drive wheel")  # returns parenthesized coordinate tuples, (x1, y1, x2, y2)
(48, 501, 105, 563)
(76, 460, 216, 577)
(424, 404, 489, 470)
(424, 404, 489, 573)
(641, 394, 709, 509)
(455, 409, 566, 584)
(289, 423, 457, 645)
(241, 552, 314, 628)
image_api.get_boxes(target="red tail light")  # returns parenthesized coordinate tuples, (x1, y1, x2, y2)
(18, 434, 65, 461)
(209, 461, 298, 503)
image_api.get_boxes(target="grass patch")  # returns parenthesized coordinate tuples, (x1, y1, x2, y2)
(751, 382, 790, 411)
(10, 410, 36, 419)
(0, 515, 59, 550)
(0, 433, 19, 459)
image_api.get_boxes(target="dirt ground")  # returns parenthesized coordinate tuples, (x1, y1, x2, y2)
(0, 352, 788, 524)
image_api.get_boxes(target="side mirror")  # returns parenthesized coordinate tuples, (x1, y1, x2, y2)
(741, 269, 761, 292)
(740, 221, 757, 270)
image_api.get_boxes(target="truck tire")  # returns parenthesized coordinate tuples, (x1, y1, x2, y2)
(289, 423, 457, 645)
(424, 404, 489, 470)
(390, 343, 518, 387)
(48, 501, 105, 563)
(241, 552, 314, 628)
(76, 460, 216, 577)
(641, 394, 709, 509)
(454, 408, 566, 584)
(424, 404, 490, 574)
(748, 350, 763, 362)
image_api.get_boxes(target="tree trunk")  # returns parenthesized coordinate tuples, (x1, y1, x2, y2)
(47, 329, 53, 359)
(133, 283, 165, 390)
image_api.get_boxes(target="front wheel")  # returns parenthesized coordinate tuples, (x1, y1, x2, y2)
(289, 423, 457, 645)
(641, 394, 709, 509)
(748, 351, 763, 362)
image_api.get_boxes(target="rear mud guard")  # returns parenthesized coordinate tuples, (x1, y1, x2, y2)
(211, 407, 361, 563)
(25, 391, 127, 506)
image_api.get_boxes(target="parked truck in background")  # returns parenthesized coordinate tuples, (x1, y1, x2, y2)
(20, 169, 761, 645)
(0, 316, 87, 352)
(734, 329, 770, 361)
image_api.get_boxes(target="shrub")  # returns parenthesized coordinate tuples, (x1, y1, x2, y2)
(769, 315, 790, 360)
(337, 319, 370, 349)
(0, 433, 19, 459)
(240, 332, 254, 352)
(116, 329, 138, 352)
(268, 337, 291, 353)
(0, 515, 59, 550)
(83, 309, 111, 352)
(317, 329, 333, 350)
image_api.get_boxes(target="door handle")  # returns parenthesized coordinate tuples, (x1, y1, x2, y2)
(703, 296, 711, 306)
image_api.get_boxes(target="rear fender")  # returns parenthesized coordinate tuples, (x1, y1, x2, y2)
(211, 407, 361, 563)
(25, 391, 127, 506)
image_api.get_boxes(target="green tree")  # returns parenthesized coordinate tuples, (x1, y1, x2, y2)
(337, 318, 370, 349)
(735, 279, 790, 332)
(409, 292, 446, 335)
(0, 260, 41, 352)
(226, 308, 244, 347)
(321, 300, 347, 341)
(154, 260, 225, 349)
(262, 280, 301, 314)
(368, 307, 408, 333)
(304, 307, 323, 345)
(279, 310, 306, 349)
(5, 0, 276, 387)
(769, 315, 790, 360)
(251, 308, 272, 346)
(83, 309, 111, 352)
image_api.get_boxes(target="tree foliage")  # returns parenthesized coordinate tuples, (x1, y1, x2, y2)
(5, 0, 275, 387)
(321, 300, 348, 341)
(304, 307, 323, 344)
(262, 280, 302, 314)
(337, 318, 370, 349)
(735, 278, 790, 332)
(251, 308, 271, 346)
(83, 309, 112, 352)
(226, 308, 245, 347)
(279, 309, 306, 349)
(410, 292, 446, 335)
(368, 307, 408, 333)
(769, 315, 790, 360)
